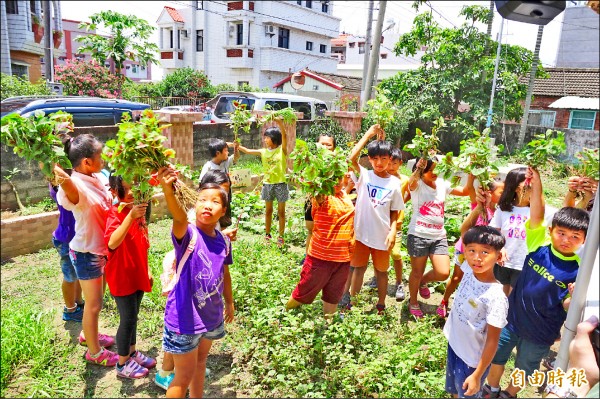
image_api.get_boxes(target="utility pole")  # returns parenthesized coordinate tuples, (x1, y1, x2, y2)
(43, 0, 53, 81)
(360, 0, 374, 102)
(517, 25, 544, 148)
(485, 17, 504, 129)
(362, 0, 386, 106)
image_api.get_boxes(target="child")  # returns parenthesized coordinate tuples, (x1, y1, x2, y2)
(157, 167, 234, 398)
(104, 176, 155, 379)
(238, 120, 289, 246)
(488, 167, 531, 296)
(199, 138, 239, 181)
(437, 178, 503, 317)
(302, 134, 337, 264)
(49, 179, 85, 322)
(406, 158, 471, 318)
(54, 134, 117, 366)
(483, 167, 590, 398)
(346, 124, 404, 314)
(444, 225, 508, 398)
(286, 175, 355, 317)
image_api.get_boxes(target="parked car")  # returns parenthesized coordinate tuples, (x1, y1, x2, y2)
(0, 96, 150, 127)
(206, 92, 328, 123)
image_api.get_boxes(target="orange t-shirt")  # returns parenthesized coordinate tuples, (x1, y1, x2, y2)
(308, 192, 355, 262)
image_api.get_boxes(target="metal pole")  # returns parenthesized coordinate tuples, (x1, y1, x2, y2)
(362, 0, 386, 106)
(486, 17, 504, 129)
(555, 189, 600, 371)
(361, 1, 374, 96)
(43, 0, 52, 81)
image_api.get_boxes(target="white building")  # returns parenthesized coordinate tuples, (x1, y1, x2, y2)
(331, 32, 423, 79)
(156, 1, 341, 89)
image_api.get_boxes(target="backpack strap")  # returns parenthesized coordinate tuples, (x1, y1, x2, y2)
(173, 226, 198, 283)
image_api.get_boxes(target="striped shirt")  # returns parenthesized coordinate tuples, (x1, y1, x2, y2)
(308, 192, 355, 262)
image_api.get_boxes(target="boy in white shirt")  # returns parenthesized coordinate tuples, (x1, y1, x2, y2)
(443, 224, 508, 398)
(345, 124, 404, 314)
(199, 138, 239, 182)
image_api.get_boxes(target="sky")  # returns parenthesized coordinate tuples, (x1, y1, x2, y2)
(60, 1, 566, 80)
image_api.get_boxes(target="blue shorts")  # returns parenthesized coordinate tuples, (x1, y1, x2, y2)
(69, 250, 106, 281)
(445, 344, 489, 398)
(491, 327, 550, 377)
(162, 322, 226, 355)
(53, 237, 78, 283)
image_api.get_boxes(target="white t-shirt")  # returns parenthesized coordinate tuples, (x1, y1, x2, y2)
(408, 178, 453, 240)
(199, 154, 234, 183)
(489, 205, 556, 271)
(443, 261, 508, 368)
(352, 165, 404, 250)
(57, 171, 112, 256)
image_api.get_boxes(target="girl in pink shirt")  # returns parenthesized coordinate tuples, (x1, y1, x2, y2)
(55, 134, 118, 367)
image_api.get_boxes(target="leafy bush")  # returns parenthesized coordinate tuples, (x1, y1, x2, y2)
(0, 73, 52, 100)
(121, 80, 163, 100)
(302, 116, 353, 149)
(54, 59, 124, 98)
(161, 67, 213, 98)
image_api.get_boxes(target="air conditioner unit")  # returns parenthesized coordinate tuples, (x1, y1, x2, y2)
(264, 24, 275, 35)
(181, 28, 191, 39)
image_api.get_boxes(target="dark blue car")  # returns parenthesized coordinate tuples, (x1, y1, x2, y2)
(0, 96, 150, 126)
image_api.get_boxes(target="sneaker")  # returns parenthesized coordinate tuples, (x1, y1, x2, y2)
(76, 300, 85, 309)
(131, 350, 157, 369)
(419, 284, 431, 299)
(395, 284, 406, 302)
(409, 304, 424, 319)
(482, 384, 501, 398)
(154, 371, 175, 390)
(436, 300, 448, 318)
(376, 304, 386, 315)
(116, 357, 149, 379)
(265, 233, 272, 242)
(366, 276, 377, 289)
(79, 332, 115, 348)
(85, 348, 119, 367)
(277, 237, 285, 248)
(62, 305, 83, 322)
(338, 292, 351, 308)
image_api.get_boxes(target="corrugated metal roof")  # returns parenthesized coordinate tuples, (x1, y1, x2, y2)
(548, 96, 600, 110)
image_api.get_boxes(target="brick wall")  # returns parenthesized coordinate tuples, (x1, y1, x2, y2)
(325, 111, 367, 139)
(10, 49, 42, 83)
(528, 95, 600, 131)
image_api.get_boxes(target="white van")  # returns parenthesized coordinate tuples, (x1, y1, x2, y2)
(206, 92, 328, 123)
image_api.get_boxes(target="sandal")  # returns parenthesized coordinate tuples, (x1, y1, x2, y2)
(409, 304, 424, 319)
(277, 237, 284, 247)
(419, 284, 431, 299)
(436, 300, 448, 318)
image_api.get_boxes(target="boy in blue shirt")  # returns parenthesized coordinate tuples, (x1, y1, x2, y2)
(483, 167, 590, 398)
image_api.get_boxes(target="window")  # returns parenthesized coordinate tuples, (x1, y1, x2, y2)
(297, 1, 302, 4)
(305, 0, 312, 8)
(6, 0, 18, 14)
(291, 101, 311, 120)
(320, 44, 327, 53)
(170, 30, 174, 48)
(30, 0, 36, 13)
(380, 53, 387, 59)
(569, 110, 597, 130)
(11, 64, 28, 78)
(306, 41, 313, 51)
(236, 24, 243, 45)
(322, 1, 329, 13)
(349, 42, 355, 48)
(194, 1, 203, 10)
(527, 110, 555, 127)
(238, 81, 249, 88)
(266, 100, 289, 110)
(315, 102, 327, 117)
(196, 30, 204, 51)
(358, 42, 365, 54)
(278, 28, 289, 49)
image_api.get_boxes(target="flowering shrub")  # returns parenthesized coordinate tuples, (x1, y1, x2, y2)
(54, 60, 124, 98)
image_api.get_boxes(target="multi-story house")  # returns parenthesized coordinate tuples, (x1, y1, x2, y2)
(330, 32, 422, 79)
(55, 19, 151, 81)
(554, 1, 599, 68)
(156, 1, 340, 89)
(1, 0, 64, 82)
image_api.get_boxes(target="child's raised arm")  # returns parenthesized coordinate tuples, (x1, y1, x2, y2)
(158, 166, 189, 239)
(450, 173, 475, 197)
(349, 124, 382, 173)
(275, 119, 289, 156)
(237, 144, 262, 157)
(53, 164, 79, 205)
(528, 167, 545, 230)
(107, 203, 148, 250)
(460, 187, 488, 239)
(408, 158, 426, 192)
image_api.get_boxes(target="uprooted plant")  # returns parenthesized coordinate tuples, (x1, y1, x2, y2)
(228, 101, 253, 142)
(403, 117, 445, 162)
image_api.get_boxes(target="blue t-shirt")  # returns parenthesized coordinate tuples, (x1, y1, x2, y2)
(49, 184, 76, 243)
(506, 220, 580, 346)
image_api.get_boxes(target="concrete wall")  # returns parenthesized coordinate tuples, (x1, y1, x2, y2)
(555, 6, 600, 68)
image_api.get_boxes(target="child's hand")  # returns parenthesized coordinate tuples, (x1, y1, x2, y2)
(568, 282, 575, 296)
(581, 177, 598, 195)
(222, 227, 238, 242)
(462, 373, 481, 396)
(385, 230, 396, 251)
(129, 203, 148, 220)
(366, 124, 382, 139)
(416, 158, 427, 171)
(568, 176, 581, 193)
(52, 163, 70, 181)
(498, 247, 509, 266)
(224, 302, 235, 323)
(526, 166, 541, 186)
(148, 272, 154, 287)
(157, 166, 178, 193)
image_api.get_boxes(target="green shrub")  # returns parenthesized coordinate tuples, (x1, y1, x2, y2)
(302, 116, 353, 149)
(0, 73, 53, 101)
(161, 67, 213, 98)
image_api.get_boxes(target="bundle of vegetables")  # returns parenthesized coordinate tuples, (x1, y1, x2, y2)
(453, 129, 504, 190)
(102, 109, 198, 211)
(519, 130, 566, 187)
(257, 106, 298, 126)
(366, 91, 395, 132)
(403, 117, 445, 161)
(1, 110, 74, 185)
(574, 147, 599, 181)
(288, 139, 349, 198)
(227, 101, 253, 142)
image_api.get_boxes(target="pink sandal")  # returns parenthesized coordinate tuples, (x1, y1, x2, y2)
(409, 304, 424, 319)
(437, 300, 448, 318)
(419, 285, 431, 299)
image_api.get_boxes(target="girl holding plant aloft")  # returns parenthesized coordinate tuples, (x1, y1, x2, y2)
(406, 157, 472, 319)
(238, 119, 289, 247)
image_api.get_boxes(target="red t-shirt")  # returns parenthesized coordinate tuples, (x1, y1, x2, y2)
(104, 206, 151, 297)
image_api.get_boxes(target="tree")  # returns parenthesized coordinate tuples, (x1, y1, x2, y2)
(381, 4, 548, 138)
(76, 11, 159, 75)
(161, 67, 213, 99)
(54, 60, 124, 98)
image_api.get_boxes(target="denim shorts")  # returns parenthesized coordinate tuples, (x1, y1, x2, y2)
(53, 237, 77, 283)
(491, 327, 550, 377)
(407, 234, 449, 257)
(162, 322, 226, 355)
(261, 182, 289, 203)
(445, 344, 489, 398)
(69, 250, 106, 281)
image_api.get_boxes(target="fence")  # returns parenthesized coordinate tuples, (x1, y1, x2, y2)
(128, 96, 211, 110)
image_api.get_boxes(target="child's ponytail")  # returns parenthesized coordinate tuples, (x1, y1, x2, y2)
(61, 134, 103, 168)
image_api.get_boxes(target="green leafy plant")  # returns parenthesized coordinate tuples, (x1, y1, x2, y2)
(0, 73, 53, 100)
(258, 106, 299, 126)
(403, 117, 445, 161)
(102, 109, 198, 211)
(574, 148, 599, 181)
(303, 116, 352, 149)
(1, 111, 73, 185)
(366, 90, 396, 132)
(2, 168, 26, 213)
(288, 140, 349, 198)
(519, 130, 566, 185)
(227, 101, 253, 142)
